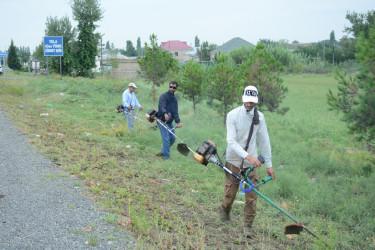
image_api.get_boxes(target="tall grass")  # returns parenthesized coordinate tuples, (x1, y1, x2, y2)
(0, 73, 374, 249)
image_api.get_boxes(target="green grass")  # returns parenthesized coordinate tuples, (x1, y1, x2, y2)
(0, 72, 374, 249)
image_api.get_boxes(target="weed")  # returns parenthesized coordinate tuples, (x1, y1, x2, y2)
(106, 235, 116, 240)
(73, 181, 83, 187)
(45, 174, 56, 179)
(102, 213, 118, 224)
(87, 235, 99, 246)
(71, 229, 84, 235)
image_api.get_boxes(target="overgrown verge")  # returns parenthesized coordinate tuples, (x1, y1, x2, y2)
(0, 74, 374, 249)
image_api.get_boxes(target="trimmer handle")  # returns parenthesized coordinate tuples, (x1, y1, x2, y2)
(255, 176, 273, 187)
(258, 155, 265, 164)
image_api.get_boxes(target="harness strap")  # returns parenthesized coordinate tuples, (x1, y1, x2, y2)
(239, 108, 259, 173)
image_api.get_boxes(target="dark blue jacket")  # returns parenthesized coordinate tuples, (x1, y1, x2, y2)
(157, 91, 180, 124)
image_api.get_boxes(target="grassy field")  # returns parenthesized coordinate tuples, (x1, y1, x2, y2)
(0, 72, 374, 249)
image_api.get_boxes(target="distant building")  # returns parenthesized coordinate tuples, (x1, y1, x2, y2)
(184, 47, 199, 62)
(96, 49, 139, 79)
(161, 40, 193, 62)
(210, 37, 254, 60)
(288, 43, 312, 51)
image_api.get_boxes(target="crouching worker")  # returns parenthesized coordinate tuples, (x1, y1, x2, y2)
(122, 82, 143, 130)
(220, 85, 275, 238)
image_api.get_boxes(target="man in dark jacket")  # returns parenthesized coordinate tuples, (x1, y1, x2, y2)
(156, 81, 183, 160)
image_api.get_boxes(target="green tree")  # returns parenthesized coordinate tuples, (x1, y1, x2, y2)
(240, 43, 288, 114)
(18, 46, 30, 65)
(197, 41, 216, 62)
(125, 40, 137, 57)
(137, 34, 178, 102)
(32, 42, 46, 69)
(71, 0, 103, 77)
(195, 36, 200, 47)
(327, 26, 375, 145)
(8, 40, 22, 70)
(178, 61, 205, 114)
(338, 36, 356, 61)
(330, 30, 336, 65)
(345, 10, 375, 39)
(229, 46, 254, 65)
(207, 53, 241, 124)
(105, 41, 110, 49)
(42, 15, 77, 75)
(136, 37, 142, 57)
(197, 41, 210, 61)
(107, 43, 118, 73)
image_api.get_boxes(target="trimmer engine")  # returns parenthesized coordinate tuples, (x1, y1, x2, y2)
(194, 140, 218, 165)
(145, 109, 158, 123)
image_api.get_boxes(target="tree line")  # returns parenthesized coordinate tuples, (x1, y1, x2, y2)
(138, 10, 375, 147)
(138, 34, 288, 125)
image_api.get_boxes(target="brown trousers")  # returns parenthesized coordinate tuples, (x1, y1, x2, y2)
(221, 162, 259, 226)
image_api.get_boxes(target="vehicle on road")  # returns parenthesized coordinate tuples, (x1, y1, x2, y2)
(0, 65, 3, 75)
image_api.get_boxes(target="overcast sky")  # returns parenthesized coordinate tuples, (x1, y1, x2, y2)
(0, 0, 373, 52)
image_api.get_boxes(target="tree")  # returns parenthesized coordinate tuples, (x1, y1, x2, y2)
(239, 43, 288, 114)
(8, 40, 22, 70)
(42, 15, 77, 75)
(137, 34, 178, 102)
(338, 36, 356, 61)
(18, 46, 30, 65)
(71, 0, 103, 77)
(136, 37, 142, 57)
(229, 46, 254, 65)
(125, 40, 137, 57)
(32, 43, 46, 69)
(207, 53, 241, 125)
(330, 30, 336, 65)
(178, 61, 205, 114)
(105, 41, 110, 49)
(195, 36, 200, 47)
(107, 43, 118, 74)
(345, 10, 375, 39)
(327, 26, 375, 145)
(197, 41, 210, 61)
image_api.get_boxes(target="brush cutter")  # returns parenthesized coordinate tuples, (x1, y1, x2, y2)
(145, 109, 194, 156)
(120, 109, 157, 130)
(192, 140, 321, 240)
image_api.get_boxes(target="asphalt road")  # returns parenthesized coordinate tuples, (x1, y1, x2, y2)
(0, 109, 135, 249)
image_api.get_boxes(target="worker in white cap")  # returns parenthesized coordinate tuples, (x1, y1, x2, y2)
(122, 82, 143, 130)
(220, 85, 274, 238)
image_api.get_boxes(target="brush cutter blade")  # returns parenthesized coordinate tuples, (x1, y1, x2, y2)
(285, 223, 304, 235)
(177, 143, 190, 156)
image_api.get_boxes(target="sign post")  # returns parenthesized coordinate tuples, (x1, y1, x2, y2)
(43, 36, 63, 79)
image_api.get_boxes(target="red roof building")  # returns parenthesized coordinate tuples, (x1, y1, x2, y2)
(161, 40, 193, 61)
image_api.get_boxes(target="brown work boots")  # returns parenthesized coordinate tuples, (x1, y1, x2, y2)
(220, 206, 255, 238)
(219, 206, 230, 222)
(244, 225, 255, 238)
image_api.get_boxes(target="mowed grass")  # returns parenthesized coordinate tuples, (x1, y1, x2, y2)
(0, 72, 374, 249)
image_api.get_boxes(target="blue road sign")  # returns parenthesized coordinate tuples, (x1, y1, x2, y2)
(0, 52, 7, 57)
(44, 36, 63, 56)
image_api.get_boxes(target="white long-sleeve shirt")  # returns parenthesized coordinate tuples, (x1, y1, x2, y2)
(226, 105, 272, 169)
(122, 89, 141, 110)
